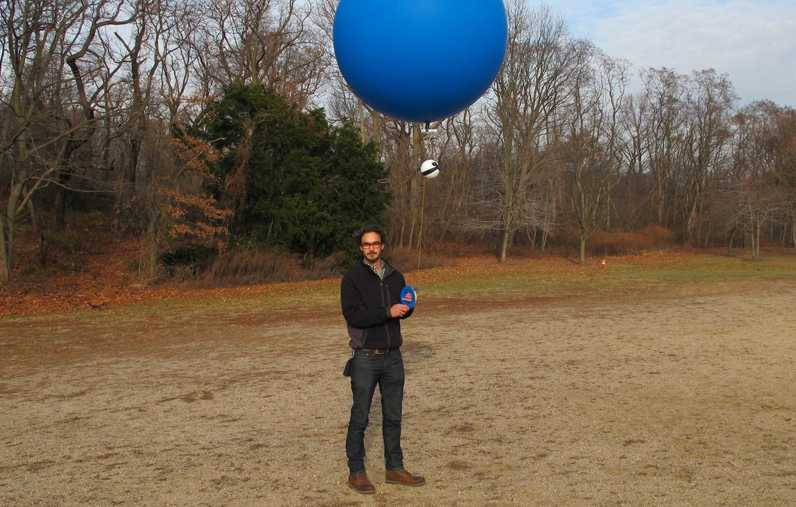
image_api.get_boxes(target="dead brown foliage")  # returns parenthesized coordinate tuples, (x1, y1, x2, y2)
(199, 247, 344, 287)
(0, 218, 687, 318)
(587, 226, 676, 256)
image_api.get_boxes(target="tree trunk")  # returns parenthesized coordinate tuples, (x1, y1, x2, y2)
(579, 231, 587, 265)
(685, 198, 698, 246)
(499, 228, 510, 263)
(703, 219, 712, 248)
(358, 99, 365, 144)
(498, 137, 514, 264)
(727, 223, 737, 256)
(372, 112, 381, 161)
(53, 145, 82, 230)
(1, 180, 24, 283)
(26, 197, 39, 234)
(0, 218, 11, 283)
(751, 218, 760, 260)
(791, 214, 796, 248)
(141, 164, 160, 283)
(53, 186, 67, 230)
(408, 124, 421, 247)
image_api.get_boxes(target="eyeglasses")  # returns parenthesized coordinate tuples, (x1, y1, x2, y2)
(361, 241, 382, 249)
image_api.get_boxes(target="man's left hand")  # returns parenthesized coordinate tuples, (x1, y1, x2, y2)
(390, 304, 410, 318)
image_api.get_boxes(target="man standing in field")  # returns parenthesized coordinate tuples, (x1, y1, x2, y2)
(340, 224, 426, 494)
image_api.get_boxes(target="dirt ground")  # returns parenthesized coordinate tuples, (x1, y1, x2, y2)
(1, 279, 795, 506)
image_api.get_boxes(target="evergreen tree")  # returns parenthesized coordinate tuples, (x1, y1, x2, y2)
(196, 83, 390, 256)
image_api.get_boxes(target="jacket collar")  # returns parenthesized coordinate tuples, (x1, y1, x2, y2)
(362, 258, 395, 278)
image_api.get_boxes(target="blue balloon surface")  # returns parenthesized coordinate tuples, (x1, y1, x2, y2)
(333, 0, 508, 123)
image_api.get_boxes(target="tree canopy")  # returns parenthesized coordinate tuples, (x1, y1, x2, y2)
(195, 83, 390, 257)
(2, 0, 795, 284)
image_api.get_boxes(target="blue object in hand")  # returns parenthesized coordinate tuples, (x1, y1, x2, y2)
(400, 286, 419, 309)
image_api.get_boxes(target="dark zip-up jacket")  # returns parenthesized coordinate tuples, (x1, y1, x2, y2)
(341, 260, 413, 350)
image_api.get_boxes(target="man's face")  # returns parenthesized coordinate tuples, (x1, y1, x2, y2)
(359, 232, 384, 264)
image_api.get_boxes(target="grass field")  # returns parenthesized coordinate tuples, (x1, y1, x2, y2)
(5, 249, 795, 323)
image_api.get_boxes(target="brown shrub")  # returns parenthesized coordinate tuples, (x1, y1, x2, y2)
(386, 245, 451, 273)
(429, 241, 496, 258)
(587, 226, 676, 256)
(198, 247, 344, 287)
(638, 225, 677, 246)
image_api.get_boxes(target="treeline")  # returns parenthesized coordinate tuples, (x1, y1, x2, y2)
(2, 0, 795, 283)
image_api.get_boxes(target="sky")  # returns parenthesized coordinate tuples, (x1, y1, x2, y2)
(541, 0, 796, 108)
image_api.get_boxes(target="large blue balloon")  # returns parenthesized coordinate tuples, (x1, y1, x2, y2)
(333, 0, 508, 124)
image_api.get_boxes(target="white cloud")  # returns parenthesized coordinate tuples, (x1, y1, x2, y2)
(548, 0, 796, 107)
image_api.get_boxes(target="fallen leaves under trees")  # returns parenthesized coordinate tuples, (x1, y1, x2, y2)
(0, 222, 708, 318)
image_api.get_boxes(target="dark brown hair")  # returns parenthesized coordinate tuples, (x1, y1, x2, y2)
(356, 224, 386, 245)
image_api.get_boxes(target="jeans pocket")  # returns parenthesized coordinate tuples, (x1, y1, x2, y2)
(343, 357, 353, 377)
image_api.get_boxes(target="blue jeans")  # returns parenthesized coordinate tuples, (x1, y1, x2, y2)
(346, 348, 405, 474)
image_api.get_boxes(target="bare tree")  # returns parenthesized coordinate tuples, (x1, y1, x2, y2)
(480, 1, 583, 262)
(727, 102, 789, 258)
(597, 53, 632, 230)
(380, 120, 416, 247)
(640, 67, 688, 228)
(152, 0, 201, 123)
(0, 0, 133, 281)
(769, 105, 796, 247)
(192, 0, 326, 108)
(564, 48, 628, 265)
(613, 92, 650, 228)
(681, 69, 737, 246)
(432, 110, 479, 242)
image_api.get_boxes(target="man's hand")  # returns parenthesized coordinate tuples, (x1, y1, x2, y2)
(390, 303, 410, 318)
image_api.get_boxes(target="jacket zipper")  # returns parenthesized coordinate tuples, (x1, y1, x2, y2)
(381, 279, 391, 349)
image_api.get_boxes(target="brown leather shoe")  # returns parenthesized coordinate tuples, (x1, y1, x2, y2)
(386, 468, 426, 487)
(348, 472, 375, 494)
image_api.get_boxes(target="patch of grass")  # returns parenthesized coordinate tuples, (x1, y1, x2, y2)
(3, 251, 794, 329)
(415, 251, 796, 301)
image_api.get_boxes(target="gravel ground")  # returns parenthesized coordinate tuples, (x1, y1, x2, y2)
(1, 280, 795, 506)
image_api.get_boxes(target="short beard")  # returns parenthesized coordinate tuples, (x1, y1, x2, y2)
(363, 254, 381, 266)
